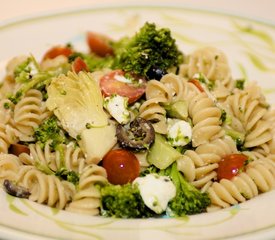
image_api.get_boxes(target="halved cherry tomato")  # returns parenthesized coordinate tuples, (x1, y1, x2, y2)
(42, 45, 73, 60)
(189, 79, 204, 92)
(102, 149, 140, 185)
(86, 32, 114, 57)
(217, 154, 248, 180)
(100, 70, 146, 104)
(71, 57, 89, 73)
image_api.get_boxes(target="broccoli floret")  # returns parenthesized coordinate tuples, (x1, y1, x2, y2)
(55, 167, 79, 185)
(34, 115, 67, 150)
(68, 23, 183, 77)
(235, 79, 245, 90)
(8, 71, 52, 104)
(14, 57, 34, 83)
(99, 183, 155, 218)
(8, 54, 69, 104)
(139, 165, 159, 177)
(112, 22, 184, 78)
(162, 162, 210, 217)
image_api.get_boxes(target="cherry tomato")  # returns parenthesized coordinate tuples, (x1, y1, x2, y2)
(189, 79, 204, 92)
(100, 70, 146, 104)
(217, 154, 248, 180)
(71, 57, 89, 73)
(86, 32, 114, 57)
(102, 149, 140, 185)
(42, 45, 73, 60)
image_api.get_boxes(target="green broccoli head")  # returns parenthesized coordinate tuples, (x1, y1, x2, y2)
(99, 183, 155, 218)
(164, 162, 211, 217)
(168, 185, 211, 216)
(113, 22, 184, 78)
(55, 167, 79, 185)
(34, 115, 67, 150)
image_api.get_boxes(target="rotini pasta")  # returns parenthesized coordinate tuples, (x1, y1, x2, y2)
(207, 160, 275, 208)
(188, 92, 224, 147)
(139, 97, 168, 134)
(66, 164, 107, 215)
(13, 89, 49, 141)
(222, 83, 272, 148)
(0, 24, 274, 219)
(19, 141, 86, 174)
(177, 136, 238, 191)
(0, 153, 22, 183)
(179, 46, 233, 88)
(17, 166, 75, 209)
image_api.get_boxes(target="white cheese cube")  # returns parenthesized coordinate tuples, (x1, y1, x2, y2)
(134, 174, 176, 214)
(167, 118, 192, 147)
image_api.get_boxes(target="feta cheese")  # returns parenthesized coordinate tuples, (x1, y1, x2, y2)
(104, 94, 130, 124)
(167, 118, 192, 146)
(134, 174, 176, 214)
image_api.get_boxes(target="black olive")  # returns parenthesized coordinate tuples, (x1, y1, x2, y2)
(116, 117, 155, 151)
(146, 66, 167, 80)
(3, 179, 31, 198)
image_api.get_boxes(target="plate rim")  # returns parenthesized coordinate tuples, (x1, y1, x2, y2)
(0, 3, 275, 240)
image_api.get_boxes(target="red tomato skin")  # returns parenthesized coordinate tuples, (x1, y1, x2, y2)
(86, 32, 114, 57)
(42, 46, 73, 60)
(102, 149, 140, 185)
(189, 79, 204, 92)
(72, 57, 89, 73)
(100, 70, 146, 104)
(217, 154, 248, 180)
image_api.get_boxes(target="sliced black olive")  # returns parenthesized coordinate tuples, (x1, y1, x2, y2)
(3, 179, 31, 198)
(116, 117, 155, 151)
(146, 66, 167, 80)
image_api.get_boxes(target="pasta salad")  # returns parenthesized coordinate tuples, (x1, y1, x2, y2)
(0, 22, 274, 218)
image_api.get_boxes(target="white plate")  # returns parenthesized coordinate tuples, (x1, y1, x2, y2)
(0, 3, 275, 240)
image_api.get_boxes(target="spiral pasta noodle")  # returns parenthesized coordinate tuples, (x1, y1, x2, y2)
(177, 136, 237, 191)
(257, 109, 275, 155)
(17, 166, 75, 209)
(0, 99, 22, 153)
(13, 89, 50, 141)
(0, 55, 29, 99)
(19, 141, 55, 168)
(19, 141, 87, 174)
(139, 97, 168, 134)
(178, 150, 219, 190)
(0, 124, 12, 154)
(179, 46, 233, 88)
(140, 73, 201, 134)
(188, 92, 224, 147)
(207, 160, 275, 208)
(146, 73, 186, 102)
(223, 84, 272, 148)
(0, 154, 22, 183)
(66, 164, 108, 215)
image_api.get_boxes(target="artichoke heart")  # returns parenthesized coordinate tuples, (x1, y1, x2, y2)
(46, 71, 108, 138)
